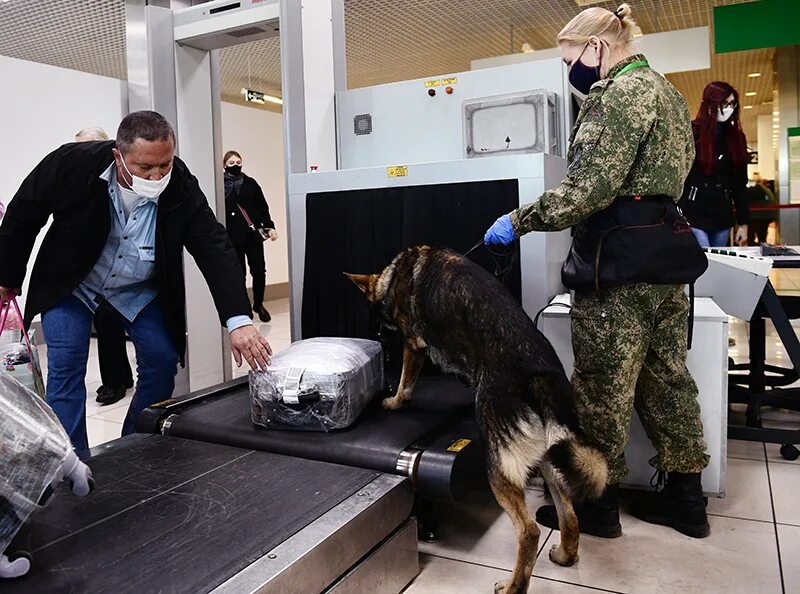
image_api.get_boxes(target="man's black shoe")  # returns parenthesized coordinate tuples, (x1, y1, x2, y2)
(95, 385, 127, 406)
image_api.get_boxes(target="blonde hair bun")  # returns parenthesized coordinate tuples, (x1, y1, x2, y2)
(558, 2, 637, 47)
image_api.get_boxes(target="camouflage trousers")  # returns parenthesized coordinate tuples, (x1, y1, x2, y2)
(571, 283, 709, 484)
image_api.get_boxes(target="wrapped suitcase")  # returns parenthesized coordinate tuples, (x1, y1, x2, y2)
(250, 337, 383, 432)
(0, 373, 93, 578)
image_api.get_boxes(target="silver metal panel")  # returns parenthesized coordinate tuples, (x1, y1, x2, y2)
(335, 58, 569, 170)
(175, 43, 231, 389)
(211, 474, 413, 594)
(125, 2, 178, 131)
(325, 519, 419, 594)
(173, 0, 279, 51)
(287, 154, 569, 338)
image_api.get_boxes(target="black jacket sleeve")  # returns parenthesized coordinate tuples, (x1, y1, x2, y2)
(0, 147, 61, 289)
(251, 179, 275, 230)
(731, 164, 749, 226)
(181, 173, 253, 325)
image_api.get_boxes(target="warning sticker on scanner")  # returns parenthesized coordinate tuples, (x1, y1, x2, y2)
(387, 165, 409, 178)
(447, 438, 472, 452)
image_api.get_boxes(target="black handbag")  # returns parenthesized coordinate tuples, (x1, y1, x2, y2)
(562, 195, 708, 293)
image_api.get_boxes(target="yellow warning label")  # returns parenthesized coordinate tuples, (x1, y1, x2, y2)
(447, 438, 472, 452)
(424, 79, 441, 88)
(387, 165, 409, 178)
(441, 77, 458, 85)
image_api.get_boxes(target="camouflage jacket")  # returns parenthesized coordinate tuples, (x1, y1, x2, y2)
(510, 54, 695, 234)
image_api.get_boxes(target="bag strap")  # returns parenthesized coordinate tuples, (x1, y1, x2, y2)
(0, 297, 35, 357)
(237, 204, 256, 228)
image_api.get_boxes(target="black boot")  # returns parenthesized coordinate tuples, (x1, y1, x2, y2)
(628, 471, 710, 538)
(536, 484, 622, 538)
(254, 305, 271, 323)
(95, 384, 127, 406)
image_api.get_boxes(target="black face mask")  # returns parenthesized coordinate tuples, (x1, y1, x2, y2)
(568, 42, 601, 96)
(225, 164, 242, 176)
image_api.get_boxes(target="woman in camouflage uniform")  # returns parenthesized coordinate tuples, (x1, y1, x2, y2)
(485, 3, 710, 539)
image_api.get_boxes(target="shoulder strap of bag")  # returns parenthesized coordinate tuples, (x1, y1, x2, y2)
(237, 203, 256, 228)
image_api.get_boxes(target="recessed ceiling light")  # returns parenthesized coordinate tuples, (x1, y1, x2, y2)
(774, 111, 780, 116)
(744, 105, 754, 109)
(748, 72, 762, 78)
(745, 92, 757, 96)
(774, 117, 780, 122)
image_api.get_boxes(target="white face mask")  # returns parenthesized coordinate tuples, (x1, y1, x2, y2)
(717, 106, 734, 123)
(119, 155, 172, 199)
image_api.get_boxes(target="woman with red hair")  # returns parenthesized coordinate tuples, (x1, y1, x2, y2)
(679, 81, 749, 247)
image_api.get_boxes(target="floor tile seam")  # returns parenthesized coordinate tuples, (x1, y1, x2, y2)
(764, 442, 787, 594)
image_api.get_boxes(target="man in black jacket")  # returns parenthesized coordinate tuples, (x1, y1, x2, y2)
(0, 111, 272, 451)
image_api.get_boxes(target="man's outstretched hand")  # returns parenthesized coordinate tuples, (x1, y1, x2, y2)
(230, 325, 273, 371)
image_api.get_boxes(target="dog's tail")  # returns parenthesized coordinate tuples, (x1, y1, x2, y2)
(542, 435, 608, 502)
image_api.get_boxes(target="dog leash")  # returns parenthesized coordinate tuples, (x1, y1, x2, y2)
(462, 237, 519, 280)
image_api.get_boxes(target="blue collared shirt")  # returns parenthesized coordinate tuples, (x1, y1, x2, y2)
(73, 164, 252, 333)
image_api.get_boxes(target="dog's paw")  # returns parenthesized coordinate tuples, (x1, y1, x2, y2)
(382, 396, 404, 410)
(494, 579, 525, 594)
(493, 580, 510, 594)
(549, 544, 578, 567)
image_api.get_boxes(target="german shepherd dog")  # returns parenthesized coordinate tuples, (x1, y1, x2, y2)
(346, 246, 607, 594)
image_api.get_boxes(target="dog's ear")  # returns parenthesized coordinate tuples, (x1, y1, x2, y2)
(344, 273, 376, 298)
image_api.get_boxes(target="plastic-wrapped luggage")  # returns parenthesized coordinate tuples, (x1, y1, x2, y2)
(0, 373, 93, 578)
(250, 337, 384, 432)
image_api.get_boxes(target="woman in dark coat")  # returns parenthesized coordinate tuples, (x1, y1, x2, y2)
(223, 150, 278, 322)
(679, 81, 749, 247)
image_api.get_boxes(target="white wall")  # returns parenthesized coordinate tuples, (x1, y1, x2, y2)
(0, 54, 288, 308)
(220, 102, 288, 288)
(471, 27, 711, 76)
(0, 55, 128, 310)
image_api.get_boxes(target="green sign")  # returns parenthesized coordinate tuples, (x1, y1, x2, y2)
(714, 0, 800, 54)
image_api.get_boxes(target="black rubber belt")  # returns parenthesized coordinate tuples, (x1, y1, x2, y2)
(7, 434, 378, 594)
(160, 376, 475, 474)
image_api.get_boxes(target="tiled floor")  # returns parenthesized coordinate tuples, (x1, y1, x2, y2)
(36, 283, 800, 593)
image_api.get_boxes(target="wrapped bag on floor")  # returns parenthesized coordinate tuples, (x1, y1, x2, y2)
(0, 373, 93, 579)
(250, 337, 384, 432)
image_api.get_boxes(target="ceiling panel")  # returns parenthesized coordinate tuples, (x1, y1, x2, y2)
(0, 0, 773, 138)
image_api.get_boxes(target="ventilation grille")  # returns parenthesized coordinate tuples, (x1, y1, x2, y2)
(227, 26, 268, 39)
(354, 114, 373, 136)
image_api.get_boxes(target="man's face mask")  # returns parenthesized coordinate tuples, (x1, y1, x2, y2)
(119, 155, 172, 199)
(569, 41, 602, 96)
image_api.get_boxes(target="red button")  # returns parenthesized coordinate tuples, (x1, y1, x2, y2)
(446, 86, 454, 95)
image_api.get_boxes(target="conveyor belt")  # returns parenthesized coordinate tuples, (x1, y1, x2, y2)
(139, 375, 478, 475)
(7, 434, 382, 594)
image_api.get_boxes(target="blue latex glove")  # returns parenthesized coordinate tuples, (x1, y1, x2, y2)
(484, 214, 516, 245)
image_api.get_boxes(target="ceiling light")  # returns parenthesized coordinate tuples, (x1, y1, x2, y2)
(774, 111, 780, 116)
(774, 117, 780, 122)
(745, 92, 757, 96)
(748, 72, 762, 77)
(743, 105, 754, 110)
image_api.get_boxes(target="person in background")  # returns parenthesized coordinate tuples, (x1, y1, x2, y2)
(223, 151, 278, 323)
(75, 128, 109, 143)
(746, 172, 778, 245)
(0, 111, 272, 452)
(75, 127, 135, 406)
(679, 81, 749, 248)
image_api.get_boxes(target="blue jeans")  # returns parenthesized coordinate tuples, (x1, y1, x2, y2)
(41, 295, 178, 452)
(691, 227, 731, 248)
